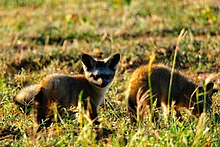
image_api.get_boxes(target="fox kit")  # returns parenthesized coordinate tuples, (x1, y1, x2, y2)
(126, 64, 218, 123)
(15, 53, 120, 128)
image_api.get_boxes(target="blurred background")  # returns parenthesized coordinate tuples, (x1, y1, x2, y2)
(0, 0, 219, 146)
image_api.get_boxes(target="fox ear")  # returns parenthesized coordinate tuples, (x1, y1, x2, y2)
(206, 82, 218, 96)
(82, 54, 96, 69)
(106, 53, 120, 70)
(212, 88, 218, 94)
(206, 82, 214, 91)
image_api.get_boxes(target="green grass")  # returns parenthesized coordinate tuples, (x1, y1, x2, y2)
(0, 0, 220, 146)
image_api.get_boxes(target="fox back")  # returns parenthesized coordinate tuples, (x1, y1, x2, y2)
(126, 64, 217, 123)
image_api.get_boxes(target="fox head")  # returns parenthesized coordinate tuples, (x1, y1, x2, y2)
(192, 82, 218, 113)
(82, 53, 120, 88)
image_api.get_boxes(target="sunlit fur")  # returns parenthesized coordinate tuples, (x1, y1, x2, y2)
(126, 64, 217, 123)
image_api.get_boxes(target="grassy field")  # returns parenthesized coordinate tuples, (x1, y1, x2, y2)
(0, 0, 220, 146)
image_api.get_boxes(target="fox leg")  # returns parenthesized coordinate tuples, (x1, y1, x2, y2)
(83, 99, 99, 125)
(90, 105, 99, 125)
(127, 97, 137, 124)
(35, 102, 53, 132)
(34, 88, 53, 131)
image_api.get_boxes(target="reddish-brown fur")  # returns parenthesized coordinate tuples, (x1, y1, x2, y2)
(126, 64, 217, 123)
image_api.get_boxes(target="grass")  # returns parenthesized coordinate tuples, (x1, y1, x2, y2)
(0, 0, 220, 146)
